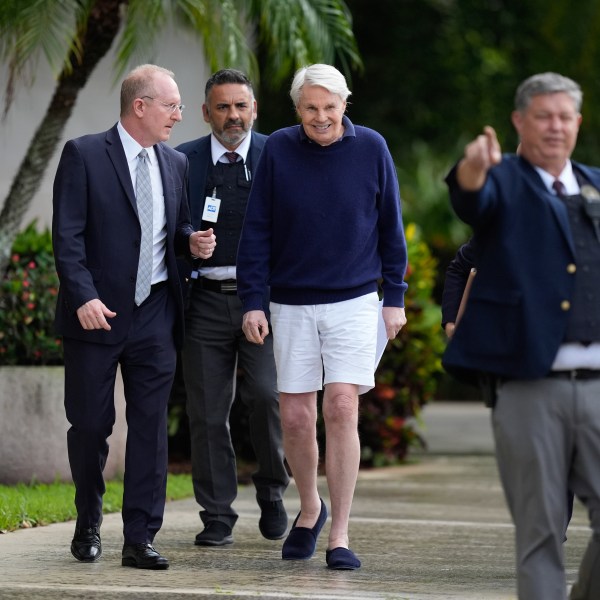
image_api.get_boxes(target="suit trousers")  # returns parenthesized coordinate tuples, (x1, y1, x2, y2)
(182, 285, 289, 528)
(63, 286, 176, 544)
(492, 377, 600, 600)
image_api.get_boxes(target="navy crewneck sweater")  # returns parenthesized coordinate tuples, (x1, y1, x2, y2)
(237, 116, 407, 311)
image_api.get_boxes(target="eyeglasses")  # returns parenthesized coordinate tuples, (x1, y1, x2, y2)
(142, 96, 185, 114)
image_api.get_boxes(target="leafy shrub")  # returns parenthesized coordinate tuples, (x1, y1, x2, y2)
(398, 141, 471, 256)
(0, 221, 62, 365)
(357, 222, 446, 466)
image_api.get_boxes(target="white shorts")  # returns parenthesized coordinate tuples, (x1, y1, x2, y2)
(269, 292, 380, 395)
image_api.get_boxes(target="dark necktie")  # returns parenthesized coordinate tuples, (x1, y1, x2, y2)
(553, 179, 567, 198)
(224, 151, 239, 163)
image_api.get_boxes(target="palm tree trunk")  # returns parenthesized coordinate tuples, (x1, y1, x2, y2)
(0, 0, 123, 273)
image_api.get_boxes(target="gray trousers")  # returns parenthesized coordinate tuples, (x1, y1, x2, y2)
(182, 285, 289, 529)
(492, 377, 600, 600)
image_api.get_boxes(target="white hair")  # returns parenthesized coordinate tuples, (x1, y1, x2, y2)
(289, 64, 351, 107)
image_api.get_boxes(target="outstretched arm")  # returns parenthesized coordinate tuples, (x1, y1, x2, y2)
(456, 126, 502, 191)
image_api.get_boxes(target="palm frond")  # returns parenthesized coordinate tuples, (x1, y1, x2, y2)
(113, 0, 166, 81)
(174, 0, 258, 81)
(248, 0, 362, 85)
(0, 0, 93, 113)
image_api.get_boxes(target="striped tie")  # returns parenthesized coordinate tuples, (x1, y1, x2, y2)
(134, 149, 153, 305)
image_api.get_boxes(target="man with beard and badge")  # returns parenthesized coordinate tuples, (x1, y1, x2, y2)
(176, 69, 289, 547)
(443, 72, 600, 600)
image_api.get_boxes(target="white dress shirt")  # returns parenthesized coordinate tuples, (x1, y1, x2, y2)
(117, 122, 168, 285)
(200, 132, 254, 281)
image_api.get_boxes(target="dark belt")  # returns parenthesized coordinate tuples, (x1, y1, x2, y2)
(199, 277, 237, 295)
(547, 369, 600, 380)
(150, 280, 168, 293)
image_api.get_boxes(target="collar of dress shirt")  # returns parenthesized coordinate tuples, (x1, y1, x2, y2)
(534, 160, 579, 196)
(117, 121, 157, 166)
(210, 130, 252, 165)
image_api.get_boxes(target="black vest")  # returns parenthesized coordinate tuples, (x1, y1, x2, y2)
(562, 187, 600, 343)
(202, 161, 252, 267)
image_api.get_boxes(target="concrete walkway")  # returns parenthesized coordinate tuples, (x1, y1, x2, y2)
(0, 402, 590, 599)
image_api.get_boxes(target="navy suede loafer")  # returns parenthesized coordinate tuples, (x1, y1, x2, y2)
(282, 498, 327, 560)
(326, 546, 361, 570)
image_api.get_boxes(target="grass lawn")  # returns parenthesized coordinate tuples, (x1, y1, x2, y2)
(0, 473, 193, 532)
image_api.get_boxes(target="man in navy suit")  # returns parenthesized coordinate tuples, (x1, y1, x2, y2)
(176, 69, 289, 547)
(52, 64, 216, 569)
(444, 72, 600, 599)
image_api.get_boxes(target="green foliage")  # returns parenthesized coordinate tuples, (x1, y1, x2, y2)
(0, 474, 194, 532)
(0, 221, 62, 365)
(398, 141, 471, 257)
(358, 223, 445, 466)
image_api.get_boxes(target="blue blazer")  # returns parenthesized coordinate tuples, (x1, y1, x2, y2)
(176, 132, 267, 230)
(52, 124, 194, 347)
(443, 154, 600, 382)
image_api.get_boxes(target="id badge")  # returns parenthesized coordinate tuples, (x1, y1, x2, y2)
(202, 196, 221, 223)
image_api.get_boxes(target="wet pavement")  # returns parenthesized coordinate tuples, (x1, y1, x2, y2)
(0, 402, 590, 599)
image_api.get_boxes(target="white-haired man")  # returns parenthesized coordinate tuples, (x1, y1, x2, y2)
(237, 63, 408, 570)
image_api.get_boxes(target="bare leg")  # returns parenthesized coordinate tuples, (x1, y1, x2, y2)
(322, 382, 360, 549)
(279, 391, 322, 526)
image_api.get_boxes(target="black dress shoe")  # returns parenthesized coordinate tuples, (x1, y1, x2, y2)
(257, 498, 288, 540)
(71, 525, 102, 562)
(121, 543, 169, 570)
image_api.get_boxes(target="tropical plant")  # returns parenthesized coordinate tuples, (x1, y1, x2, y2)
(358, 222, 445, 466)
(0, 221, 62, 365)
(0, 0, 362, 274)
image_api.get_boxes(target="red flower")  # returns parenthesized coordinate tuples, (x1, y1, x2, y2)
(385, 416, 406, 431)
(375, 384, 395, 400)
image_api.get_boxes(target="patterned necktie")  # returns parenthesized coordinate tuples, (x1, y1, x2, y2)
(553, 179, 567, 198)
(224, 151, 239, 163)
(135, 149, 153, 305)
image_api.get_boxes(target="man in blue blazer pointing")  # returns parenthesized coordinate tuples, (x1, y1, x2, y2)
(444, 72, 600, 600)
(53, 64, 216, 570)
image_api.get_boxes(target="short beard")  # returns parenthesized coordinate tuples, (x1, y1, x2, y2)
(218, 129, 248, 147)
(215, 117, 253, 148)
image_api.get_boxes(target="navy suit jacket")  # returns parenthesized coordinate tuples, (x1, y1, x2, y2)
(52, 124, 194, 348)
(443, 154, 600, 382)
(176, 131, 267, 231)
